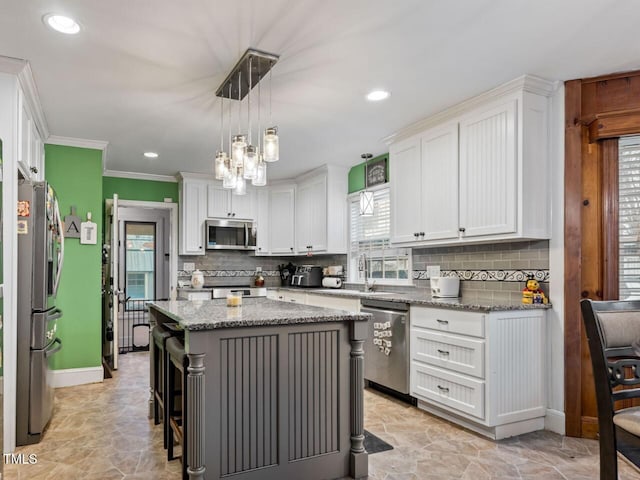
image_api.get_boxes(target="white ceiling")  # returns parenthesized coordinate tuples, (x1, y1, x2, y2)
(1, 0, 638, 180)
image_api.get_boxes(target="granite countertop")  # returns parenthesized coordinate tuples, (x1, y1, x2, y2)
(149, 297, 370, 331)
(272, 287, 552, 312)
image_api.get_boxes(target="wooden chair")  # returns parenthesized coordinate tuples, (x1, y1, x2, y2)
(166, 335, 189, 480)
(580, 299, 640, 479)
(151, 325, 172, 448)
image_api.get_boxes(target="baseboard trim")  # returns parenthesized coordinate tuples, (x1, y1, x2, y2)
(544, 408, 566, 435)
(51, 366, 104, 388)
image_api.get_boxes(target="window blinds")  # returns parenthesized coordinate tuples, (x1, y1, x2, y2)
(619, 137, 640, 299)
(350, 188, 391, 248)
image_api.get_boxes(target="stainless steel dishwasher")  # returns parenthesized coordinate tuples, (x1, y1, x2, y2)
(361, 299, 410, 395)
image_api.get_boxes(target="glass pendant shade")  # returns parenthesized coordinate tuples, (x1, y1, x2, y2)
(234, 173, 247, 195)
(214, 151, 228, 180)
(359, 190, 374, 216)
(252, 160, 267, 186)
(222, 167, 237, 189)
(263, 127, 279, 162)
(232, 135, 247, 166)
(243, 145, 258, 179)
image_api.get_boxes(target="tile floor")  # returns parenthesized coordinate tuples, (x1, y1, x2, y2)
(5, 352, 640, 479)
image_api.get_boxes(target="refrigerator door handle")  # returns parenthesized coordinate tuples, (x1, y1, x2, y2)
(53, 198, 65, 297)
(45, 338, 62, 358)
(47, 308, 63, 322)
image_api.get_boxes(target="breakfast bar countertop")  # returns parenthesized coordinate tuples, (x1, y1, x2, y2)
(149, 297, 370, 331)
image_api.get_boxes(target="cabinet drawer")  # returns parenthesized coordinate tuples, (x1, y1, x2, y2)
(411, 362, 484, 419)
(411, 328, 485, 378)
(411, 307, 485, 337)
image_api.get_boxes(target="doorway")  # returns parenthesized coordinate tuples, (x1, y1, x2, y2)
(103, 198, 177, 372)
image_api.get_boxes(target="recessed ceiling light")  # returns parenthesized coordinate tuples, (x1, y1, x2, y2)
(43, 14, 81, 35)
(144, 152, 159, 159)
(366, 90, 390, 102)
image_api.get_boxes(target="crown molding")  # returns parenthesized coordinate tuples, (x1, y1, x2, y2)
(45, 135, 109, 150)
(17, 63, 50, 140)
(104, 169, 178, 183)
(0, 55, 27, 75)
(382, 74, 559, 145)
(0, 56, 51, 140)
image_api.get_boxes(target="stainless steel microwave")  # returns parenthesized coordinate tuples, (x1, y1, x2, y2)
(205, 219, 256, 250)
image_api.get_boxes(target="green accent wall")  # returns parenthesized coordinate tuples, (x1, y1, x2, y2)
(103, 176, 178, 203)
(45, 144, 103, 370)
(348, 153, 389, 193)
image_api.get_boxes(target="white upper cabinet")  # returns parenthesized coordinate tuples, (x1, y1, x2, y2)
(421, 122, 459, 241)
(390, 137, 422, 244)
(17, 87, 45, 181)
(178, 174, 208, 255)
(458, 100, 516, 238)
(269, 184, 296, 255)
(295, 165, 348, 255)
(207, 184, 256, 220)
(255, 188, 270, 255)
(388, 75, 554, 247)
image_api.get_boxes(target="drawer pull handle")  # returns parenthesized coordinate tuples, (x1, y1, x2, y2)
(437, 385, 449, 393)
(436, 319, 449, 325)
(437, 349, 450, 355)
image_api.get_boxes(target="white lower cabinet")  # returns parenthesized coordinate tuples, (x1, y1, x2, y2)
(410, 306, 546, 439)
(270, 290, 360, 313)
(305, 293, 360, 312)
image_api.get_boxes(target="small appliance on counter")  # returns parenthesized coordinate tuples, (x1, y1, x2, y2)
(291, 265, 323, 287)
(430, 276, 460, 298)
(278, 262, 296, 286)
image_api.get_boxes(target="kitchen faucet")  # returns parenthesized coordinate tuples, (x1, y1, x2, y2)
(360, 253, 375, 292)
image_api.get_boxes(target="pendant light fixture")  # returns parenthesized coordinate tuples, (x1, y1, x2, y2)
(263, 67, 279, 162)
(359, 153, 375, 216)
(215, 48, 279, 190)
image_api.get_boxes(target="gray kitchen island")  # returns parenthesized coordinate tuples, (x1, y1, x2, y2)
(148, 298, 370, 480)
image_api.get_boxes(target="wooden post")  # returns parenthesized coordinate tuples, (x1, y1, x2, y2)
(187, 353, 206, 480)
(349, 321, 368, 479)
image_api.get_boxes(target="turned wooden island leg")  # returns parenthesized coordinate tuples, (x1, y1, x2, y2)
(187, 353, 206, 480)
(350, 321, 368, 479)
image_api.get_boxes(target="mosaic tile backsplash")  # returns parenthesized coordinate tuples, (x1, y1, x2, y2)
(179, 240, 550, 303)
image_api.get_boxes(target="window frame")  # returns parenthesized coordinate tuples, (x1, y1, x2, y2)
(347, 184, 412, 286)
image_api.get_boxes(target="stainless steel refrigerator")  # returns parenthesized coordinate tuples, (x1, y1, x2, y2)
(17, 180, 64, 445)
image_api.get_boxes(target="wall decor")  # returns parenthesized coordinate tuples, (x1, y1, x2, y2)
(365, 156, 388, 187)
(64, 205, 81, 239)
(80, 212, 97, 245)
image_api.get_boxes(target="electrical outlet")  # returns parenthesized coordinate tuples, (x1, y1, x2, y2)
(426, 265, 441, 279)
(183, 262, 195, 272)
(256, 267, 262, 272)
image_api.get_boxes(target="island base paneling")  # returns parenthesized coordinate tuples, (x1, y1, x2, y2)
(150, 307, 368, 480)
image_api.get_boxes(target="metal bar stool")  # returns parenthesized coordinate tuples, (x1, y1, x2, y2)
(166, 335, 189, 480)
(151, 325, 172, 448)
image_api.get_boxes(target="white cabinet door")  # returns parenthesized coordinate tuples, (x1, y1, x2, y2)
(269, 185, 296, 254)
(390, 137, 422, 244)
(255, 188, 270, 255)
(207, 184, 230, 218)
(459, 100, 517, 238)
(180, 181, 207, 255)
(296, 174, 327, 253)
(231, 188, 256, 220)
(421, 123, 459, 241)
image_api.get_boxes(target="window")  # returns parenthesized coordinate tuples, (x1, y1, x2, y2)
(349, 186, 411, 285)
(619, 136, 640, 299)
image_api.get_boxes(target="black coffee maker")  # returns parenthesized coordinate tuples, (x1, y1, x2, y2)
(278, 263, 296, 286)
